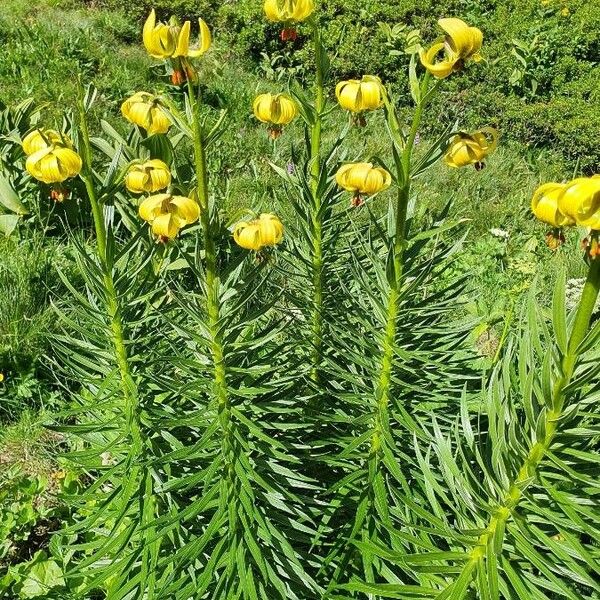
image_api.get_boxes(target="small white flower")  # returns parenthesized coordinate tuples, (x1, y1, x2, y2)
(489, 228, 509, 240)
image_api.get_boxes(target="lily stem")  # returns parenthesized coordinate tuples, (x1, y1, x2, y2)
(187, 81, 236, 534)
(370, 73, 430, 477)
(77, 83, 155, 593)
(309, 21, 325, 384)
(77, 85, 141, 450)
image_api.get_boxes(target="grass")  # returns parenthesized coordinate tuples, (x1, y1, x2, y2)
(0, 410, 64, 480)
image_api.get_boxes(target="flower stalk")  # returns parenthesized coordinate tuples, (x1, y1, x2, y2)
(370, 72, 431, 466)
(77, 84, 156, 592)
(76, 85, 141, 449)
(309, 21, 326, 383)
(186, 81, 236, 533)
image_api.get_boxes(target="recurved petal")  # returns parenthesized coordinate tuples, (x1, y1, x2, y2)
(139, 194, 169, 223)
(147, 106, 171, 135)
(258, 213, 284, 245)
(152, 213, 180, 239)
(335, 163, 358, 190)
(185, 18, 212, 57)
(532, 182, 573, 227)
(54, 147, 82, 179)
(360, 77, 384, 110)
(272, 95, 297, 124)
(336, 81, 360, 111)
(253, 94, 270, 122)
(149, 167, 171, 191)
(174, 20, 191, 56)
(475, 127, 499, 153)
(263, 0, 280, 21)
(22, 129, 63, 155)
(125, 169, 150, 193)
(234, 222, 262, 251)
(558, 177, 600, 228)
(170, 196, 200, 225)
(419, 43, 457, 78)
(142, 9, 157, 53)
(439, 17, 482, 58)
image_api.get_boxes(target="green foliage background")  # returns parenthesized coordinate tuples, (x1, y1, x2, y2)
(91, 0, 600, 171)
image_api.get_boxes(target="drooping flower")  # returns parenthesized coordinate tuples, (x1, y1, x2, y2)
(25, 145, 82, 184)
(336, 162, 391, 206)
(121, 92, 171, 135)
(264, 0, 315, 23)
(336, 76, 385, 117)
(22, 129, 69, 155)
(444, 128, 498, 169)
(420, 17, 483, 78)
(531, 182, 573, 228)
(143, 9, 211, 60)
(253, 93, 298, 138)
(233, 213, 284, 251)
(556, 176, 600, 230)
(139, 193, 199, 241)
(125, 160, 172, 194)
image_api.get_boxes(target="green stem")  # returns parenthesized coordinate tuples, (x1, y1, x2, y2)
(77, 87, 140, 448)
(77, 84, 152, 591)
(464, 256, 600, 582)
(370, 74, 430, 465)
(309, 21, 325, 383)
(187, 82, 235, 530)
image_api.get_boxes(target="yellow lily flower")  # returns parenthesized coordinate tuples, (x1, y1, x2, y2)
(143, 9, 211, 59)
(420, 17, 483, 78)
(233, 213, 284, 251)
(264, 0, 315, 22)
(253, 93, 298, 138)
(121, 92, 171, 135)
(22, 129, 70, 156)
(336, 76, 385, 114)
(139, 193, 199, 241)
(125, 160, 172, 194)
(336, 162, 391, 207)
(444, 128, 498, 169)
(336, 162, 391, 195)
(26, 146, 82, 184)
(556, 176, 600, 230)
(253, 93, 298, 125)
(531, 182, 574, 228)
